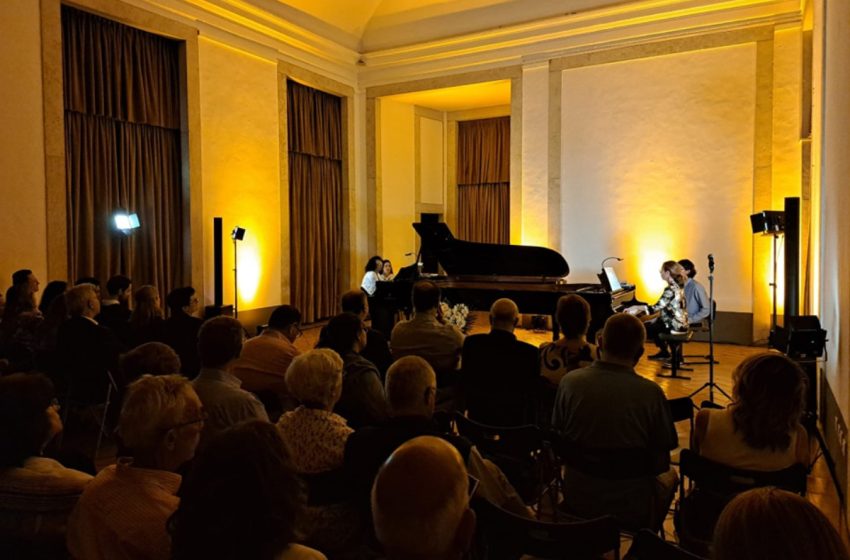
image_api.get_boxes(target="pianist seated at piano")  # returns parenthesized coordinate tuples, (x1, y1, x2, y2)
(390, 281, 464, 390)
(642, 261, 690, 361)
(361, 256, 383, 297)
(378, 260, 394, 281)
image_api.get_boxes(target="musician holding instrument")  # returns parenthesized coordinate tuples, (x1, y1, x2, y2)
(644, 261, 689, 361)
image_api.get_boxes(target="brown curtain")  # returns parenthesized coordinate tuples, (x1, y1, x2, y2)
(287, 81, 342, 324)
(457, 117, 510, 243)
(62, 6, 183, 296)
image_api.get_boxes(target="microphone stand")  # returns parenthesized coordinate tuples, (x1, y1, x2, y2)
(689, 256, 731, 404)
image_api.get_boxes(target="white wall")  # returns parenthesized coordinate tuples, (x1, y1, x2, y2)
(560, 44, 757, 309)
(0, 0, 48, 288)
(378, 98, 416, 267)
(419, 116, 444, 205)
(198, 37, 282, 311)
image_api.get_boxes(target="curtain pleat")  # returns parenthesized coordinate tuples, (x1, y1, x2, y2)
(457, 117, 510, 244)
(288, 81, 343, 324)
(63, 6, 183, 296)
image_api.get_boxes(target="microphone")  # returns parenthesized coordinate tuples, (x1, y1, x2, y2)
(708, 253, 715, 273)
(601, 256, 623, 269)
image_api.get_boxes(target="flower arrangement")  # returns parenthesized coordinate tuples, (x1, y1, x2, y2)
(440, 301, 470, 332)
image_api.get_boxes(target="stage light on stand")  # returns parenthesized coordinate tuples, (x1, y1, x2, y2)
(231, 226, 246, 318)
(114, 212, 140, 235)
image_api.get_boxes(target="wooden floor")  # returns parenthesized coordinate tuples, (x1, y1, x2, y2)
(296, 312, 848, 543)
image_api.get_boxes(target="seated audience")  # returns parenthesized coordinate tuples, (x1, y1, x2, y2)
(33, 290, 68, 374)
(232, 305, 302, 416)
(539, 294, 597, 386)
(345, 356, 528, 517)
(57, 284, 123, 405)
(461, 298, 539, 426)
(38, 281, 67, 316)
(96, 275, 132, 339)
(713, 487, 850, 560)
(552, 313, 678, 530)
(120, 342, 182, 384)
(127, 285, 166, 347)
(678, 259, 711, 325)
(0, 373, 92, 543)
(192, 317, 268, 446)
(695, 352, 809, 471)
(318, 312, 387, 428)
(391, 280, 464, 387)
(340, 290, 393, 377)
(67, 375, 204, 560)
(277, 349, 360, 555)
(0, 270, 42, 368)
(162, 286, 203, 377)
(169, 420, 325, 560)
(74, 277, 101, 297)
(372, 436, 476, 560)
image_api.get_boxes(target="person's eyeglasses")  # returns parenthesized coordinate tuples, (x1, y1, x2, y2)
(166, 410, 208, 431)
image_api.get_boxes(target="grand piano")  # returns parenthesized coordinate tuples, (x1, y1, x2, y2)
(372, 223, 637, 340)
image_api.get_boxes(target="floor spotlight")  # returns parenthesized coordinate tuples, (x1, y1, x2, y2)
(231, 226, 245, 317)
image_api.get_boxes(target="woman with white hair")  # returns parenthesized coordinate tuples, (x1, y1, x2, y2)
(277, 349, 362, 557)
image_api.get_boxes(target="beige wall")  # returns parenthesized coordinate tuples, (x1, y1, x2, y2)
(560, 44, 757, 310)
(0, 0, 48, 288)
(418, 116, 445, 206)
(198, 37, 282, 311)
(378, 98, 416, 267)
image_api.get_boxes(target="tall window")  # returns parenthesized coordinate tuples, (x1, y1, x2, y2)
(287, 81, 343, 323)
(457, 116, 510, 244)
(62, 7, 184, 294)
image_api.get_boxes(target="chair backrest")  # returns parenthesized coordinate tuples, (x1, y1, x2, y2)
(625, 529, 706, 560)
(667, 397, 694, 424)
(453, 412, 544, 458)
(473, 497, 620, 560)
(679, 449, 807, 497)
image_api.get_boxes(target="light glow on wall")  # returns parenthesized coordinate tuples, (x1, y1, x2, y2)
(237, 240, 262, 306)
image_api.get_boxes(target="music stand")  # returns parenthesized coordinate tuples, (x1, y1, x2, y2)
(689, 255, 730, 403)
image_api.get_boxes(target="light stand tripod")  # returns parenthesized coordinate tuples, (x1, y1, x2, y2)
(689, 254, 730, 403)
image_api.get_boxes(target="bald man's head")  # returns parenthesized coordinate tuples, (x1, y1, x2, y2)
(372, 436, 475, 560)
(385, 356, 437, 417)
(490, 298, 519, 332)
(599, 313, 646, 365)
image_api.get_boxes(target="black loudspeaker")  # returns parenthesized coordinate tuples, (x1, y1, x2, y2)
(786, 315, 827, 360)
(204, 217, 233, 319)
(750, 210, 785, 234)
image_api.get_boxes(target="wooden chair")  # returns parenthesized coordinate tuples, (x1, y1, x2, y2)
(472, 496, 621, 560)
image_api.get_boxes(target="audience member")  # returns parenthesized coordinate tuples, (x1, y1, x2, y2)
(391, 280, 464, 387)
(539, 294, 597, 387)
(345, 356, 528, 518)
(695, 352, 809, 471)
(120, 342, 182, 384)
(38, 281, 67, 316)
(232, 305, 302, 416)
(170, 421, 325, 560)
(128, 284, 166, 347)
(56, 284, 123, 405)
(372, 436, 476, 560)
(340, 290, 393, 377)
(361, 256, 383, 297)
(11, 269, 40, 313)
(96, 275, 132, 338)
(67, 375, 204, 560)
(162, 286, 203, 377)
(461, 298, 539, 426)
(33, 290, 69, 374)
(0, 373, 92, 543)
(318, 312, 387, 428)
(678, 259, 711, 325)
(277, 349, 360, 554)
(0, 270, 42, 367)
(713, 487, 850, 560)
(192, 317, 268, 446)
(74, 277, 101, 297)
(552, 313, 678, 530)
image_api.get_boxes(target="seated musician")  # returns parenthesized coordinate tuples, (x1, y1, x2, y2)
(644, 261, 689, 361)
(678, 258, 711, 325)
(361, 256, 383, 297)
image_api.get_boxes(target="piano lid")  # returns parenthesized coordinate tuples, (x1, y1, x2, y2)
(413, 223, 569, 278)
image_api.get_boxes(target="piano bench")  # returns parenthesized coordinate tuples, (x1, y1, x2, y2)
(657, 331, 694, 380)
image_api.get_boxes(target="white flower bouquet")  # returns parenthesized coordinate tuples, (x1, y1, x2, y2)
(440, 301, 470, 332)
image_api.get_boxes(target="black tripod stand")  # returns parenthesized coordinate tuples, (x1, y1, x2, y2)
(689, 254, 731, 404)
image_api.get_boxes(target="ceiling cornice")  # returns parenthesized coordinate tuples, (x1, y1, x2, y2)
(126, 0, 801, 90)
